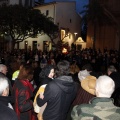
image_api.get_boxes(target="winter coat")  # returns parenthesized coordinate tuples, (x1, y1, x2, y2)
(12, 79, 37, 120)
(71, 97, 120, 120)
(0, 96, 18, 120)
(37, 75, 78, 120)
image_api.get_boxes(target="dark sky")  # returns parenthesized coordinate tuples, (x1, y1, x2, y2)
(36, 0, 89, 13)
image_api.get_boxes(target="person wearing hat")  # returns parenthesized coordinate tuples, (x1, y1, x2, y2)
(71, 75, 120, 120)
(66, 70, 96, 120)
(72, 70, 96, 106)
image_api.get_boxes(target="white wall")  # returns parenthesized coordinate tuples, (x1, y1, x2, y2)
(17, 2, 82, 51)
(15, 34, 51, 50)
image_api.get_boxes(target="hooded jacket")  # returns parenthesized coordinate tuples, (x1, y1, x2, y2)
(37, 76, 77, 120)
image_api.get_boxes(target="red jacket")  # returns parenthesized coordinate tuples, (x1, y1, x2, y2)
(12, 79, 37, 120)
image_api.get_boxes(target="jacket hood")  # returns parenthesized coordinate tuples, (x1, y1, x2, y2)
(54, 76, 75, 93)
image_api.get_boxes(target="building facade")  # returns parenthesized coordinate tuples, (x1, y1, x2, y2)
(87, 0, 120, 51)
(17, 1, 85, 51)
(0, 0, 34, 7)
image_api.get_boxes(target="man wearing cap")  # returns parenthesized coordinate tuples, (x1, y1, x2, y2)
(71, 75, 120, 120)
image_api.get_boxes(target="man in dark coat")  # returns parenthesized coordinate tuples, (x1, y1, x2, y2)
(107, 65, 120, 90)
(0, 73, 18, 120)
(37, 60, 77, 120)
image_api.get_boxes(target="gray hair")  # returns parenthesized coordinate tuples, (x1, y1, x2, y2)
(107, 65, 117, 73)
(0, 73, 9, 96)
(95, 75, 115, 97)
(0, 64, 6, 72)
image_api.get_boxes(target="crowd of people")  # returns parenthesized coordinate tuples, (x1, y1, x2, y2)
(0, 48, 120, 120)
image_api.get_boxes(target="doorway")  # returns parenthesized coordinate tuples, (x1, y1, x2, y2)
(32, 41, 37, 51)
(43, 41, 49, 51)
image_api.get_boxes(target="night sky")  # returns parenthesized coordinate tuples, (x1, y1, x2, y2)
(35, 0, 89, 13)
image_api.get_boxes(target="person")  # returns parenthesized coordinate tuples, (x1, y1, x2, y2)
(12, 63, 37, 120)
(0, 73, 18, 120)
(12, 62, 25, 86)
(36, 60, 78, 120)
(72, 70, 96, 106)
(69, 60, 80, 83)
(32, 61, 41, 87)
(0, 64, 8, 75)
(70, 60, 80, 75)
(33, 65, 55, 120)
(40, 53, 48, 68)
(111, 87, 120, 107)
(66, 70, 96, 120)
(82, 63, 102, 78)
(0, 64, 12, 94)
(107, 65, 120, 90)
(71, 75, 120, 120)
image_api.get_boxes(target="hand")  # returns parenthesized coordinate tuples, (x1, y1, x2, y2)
(39, 92, 44, 99)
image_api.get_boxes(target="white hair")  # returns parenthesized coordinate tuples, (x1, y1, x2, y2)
(95, 75, 115, 97)
(0, 64, 6, 72)
(78, 70, 90, 82)
(0, 73, 9, 96)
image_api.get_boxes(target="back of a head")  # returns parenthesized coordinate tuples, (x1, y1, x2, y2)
(0, 73, 9, 96)
(0, 64, 7, 74)
(56, 60, 70, 77)
(82, 64, 93, 72)
(107, 65, 117, 75)
(95, 75, 115, 97)
(78, 70, 90, 82)
(18, 63, 34, 81)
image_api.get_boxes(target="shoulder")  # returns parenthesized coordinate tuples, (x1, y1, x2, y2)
(45, 80, 60, 93)
(0, 103, 18, 120)
(46, 80, 58, 89)
(13, 80, 28, 91)
(71, 104, 94, 120)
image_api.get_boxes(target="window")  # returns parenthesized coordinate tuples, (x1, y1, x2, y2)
(57, 22, 59, 26)
(24, 41, 28, 50)
(46, 10, 49, 16)
(61, 30, 65, 40)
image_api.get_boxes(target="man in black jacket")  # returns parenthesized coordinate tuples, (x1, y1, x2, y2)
(37, 60, 77, 120)
(107, 65, 120, 90)
(0, 73, 18, 120)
